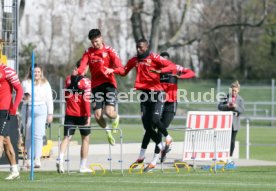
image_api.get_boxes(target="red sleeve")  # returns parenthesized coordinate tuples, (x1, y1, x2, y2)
(154, 54, 175, 69)
(114, 57, 136, 76)
(77, 51, 89, 75)
(81, 78, 91, 116)
(109, 48, 124, 69)
(65, 76, 71, 88)
(9, 83, 23, 115)
(161, 63, 176, 73)
(4, 67, 23, 114)
(176, 65, 195, 79)
(179, 69, 195, 79)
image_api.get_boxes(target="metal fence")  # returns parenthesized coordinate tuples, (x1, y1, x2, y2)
(45, 77, 276, 160)
(49, 78, 276, 124)
(0, 0, 18, 71)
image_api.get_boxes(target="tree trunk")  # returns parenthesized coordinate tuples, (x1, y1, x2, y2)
(130, 0, 145, 42)
(149, 0, 162, 52)
(19, 0, 25, 22)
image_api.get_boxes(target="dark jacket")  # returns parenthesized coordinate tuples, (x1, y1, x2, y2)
(218, 94, 245, 131)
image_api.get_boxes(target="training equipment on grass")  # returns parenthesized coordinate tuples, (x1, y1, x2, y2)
(181, 111, 233, 173)
(58, 125, 124, 175)
(128, 162, 144, 174)
(89, 163, 106, 175)
(174, 162, 190, 173)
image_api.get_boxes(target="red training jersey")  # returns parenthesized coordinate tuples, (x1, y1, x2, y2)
(78, 44, 123, 89)
(161, 65, 195, 102)
(0, 65, 23, 114)
(64, 75, 91, 117)
(114, 53, 175, 91)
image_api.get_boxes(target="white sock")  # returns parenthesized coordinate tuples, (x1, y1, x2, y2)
(157, 143, 163, 150)
(11, 165, 18, 172)
(165, 135, 172, 141)
(138, 148, 146, 159)
(228, 157, 233, 163)
(59, 153, 64, 162)
(80, 158, 87, 168)
(161, 142, 164, 149)
(105, 126, 111, 134)
(151, 153, 159, 165)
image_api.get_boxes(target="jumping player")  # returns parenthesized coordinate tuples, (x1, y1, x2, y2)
(131, 52, 195, 172)
(78, 29, 123, 145)
(105, 39, 180, 170)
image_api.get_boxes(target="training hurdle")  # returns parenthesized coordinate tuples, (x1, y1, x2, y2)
(57, 125, 124, 175)
(178, 111, 233, 173)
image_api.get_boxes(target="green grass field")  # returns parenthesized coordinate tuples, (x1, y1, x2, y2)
(1, 166, 276, 191)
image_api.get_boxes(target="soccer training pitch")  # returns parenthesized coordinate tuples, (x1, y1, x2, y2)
(1, 166, 276, 191)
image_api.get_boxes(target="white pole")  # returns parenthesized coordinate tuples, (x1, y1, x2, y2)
(217, 78, 221, 94)
(60, 77, 65, 125)
(246, 119, 250, 160)
(272, 79, 275, 119)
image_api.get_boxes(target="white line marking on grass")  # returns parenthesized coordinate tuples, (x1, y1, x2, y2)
(40, 178, 276, 188)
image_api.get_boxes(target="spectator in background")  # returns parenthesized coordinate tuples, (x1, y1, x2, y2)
(218, 80, 244, 164)
(130, 51, 195, 172)
(21, 64, 53, 168)
(0, 62, 23, 180)
(56, 61, 92, 174)
(78, 28, 122, 146)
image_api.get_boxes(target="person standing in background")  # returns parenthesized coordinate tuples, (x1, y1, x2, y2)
(21, 64, 53, 168)
(56, 61, 92, 174)
(218, 80, 244, 165)
(0, 63, 23, 179)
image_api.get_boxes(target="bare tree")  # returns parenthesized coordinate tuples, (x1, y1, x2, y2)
(129, 0, 269, 78)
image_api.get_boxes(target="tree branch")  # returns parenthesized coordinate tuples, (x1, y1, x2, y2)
(158, 0, 268, 50)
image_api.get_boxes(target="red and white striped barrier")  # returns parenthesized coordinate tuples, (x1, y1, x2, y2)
(182, 111, 233, 162)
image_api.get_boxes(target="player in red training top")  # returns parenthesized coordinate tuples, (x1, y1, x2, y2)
(78, 29, 123, 145)
(132, 52, 195, 172)
(56, 61, 92, 174)
(0, 63, 23, 180)
(105, 39, 179, 170)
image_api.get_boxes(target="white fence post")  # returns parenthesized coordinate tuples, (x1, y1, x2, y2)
(217, 78, 221, 94)
(246, 118, 250, 160)
(59, 77, 65, 125)
(272, 79, 275, 118)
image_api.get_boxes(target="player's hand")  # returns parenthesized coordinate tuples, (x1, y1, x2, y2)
(228, 102, 236, 108)
(85, 117, 91, 126)
(150, 69, 161, 74)
(47, 114, 53, 123)
(23, 93, 31, 101)
(104, 67, 114, 75)
(170, 73, 181, 78)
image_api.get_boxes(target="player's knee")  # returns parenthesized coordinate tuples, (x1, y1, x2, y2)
(105, 110, 113, 118)
(94, 112, 102, 121)
(82, 135, 90, 142)
(151, 114, 161, 126)
(105, 106, 116, 118)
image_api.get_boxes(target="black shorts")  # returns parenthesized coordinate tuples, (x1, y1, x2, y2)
(64, 115, 91, 136)
(92, 82, 117, 110)
(0, 110, 9, 136)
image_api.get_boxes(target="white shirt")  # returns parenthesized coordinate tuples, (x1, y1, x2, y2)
(22, 79, 54, 114)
